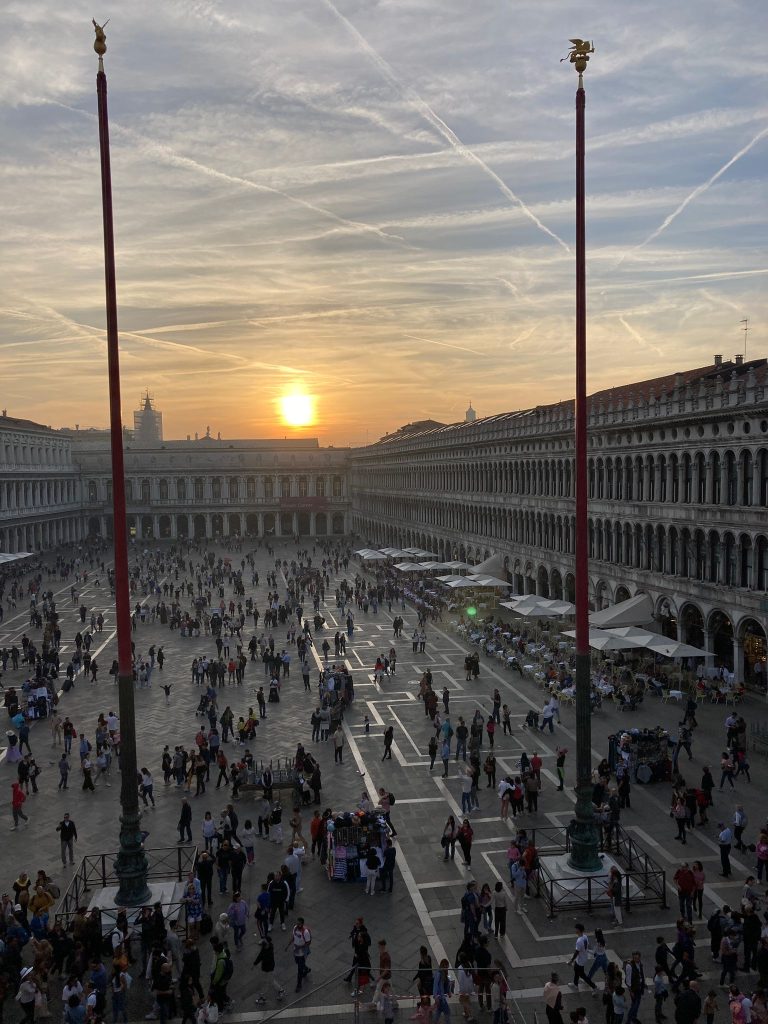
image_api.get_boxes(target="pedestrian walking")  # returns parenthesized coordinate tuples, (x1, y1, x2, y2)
(569, 924, 597, 992)
(382, 725, 394, 761)
(57, 812, 78, 866)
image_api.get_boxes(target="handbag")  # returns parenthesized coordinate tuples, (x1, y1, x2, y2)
(440, 836, 448, 848)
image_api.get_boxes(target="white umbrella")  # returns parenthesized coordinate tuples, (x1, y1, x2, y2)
(501, 597, 574, 618)
(603, 626, 661, 648)
(395, 562, 429, 572)
(420, 562, 446, 569)
(561, 628, 642, 652)
(443, 560, 472, 571)
(360, 551, 387, 560)
(445, 576, 483, 588)
(436, 574, 467, 583)
(411, 550, 438, 558)
(646, 639, 708, 659)
(469, 574, 511, 588)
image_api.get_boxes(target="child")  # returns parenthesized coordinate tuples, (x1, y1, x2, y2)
(703, 989, 719, 1024)
(653, 966, 669, 1023)
(612, 986, 626, 1024)
(241, 819, 257, 865)
(377, 981, 397, 1024)
(364, 715, 370, 735)
(409, 995, 433, 1023)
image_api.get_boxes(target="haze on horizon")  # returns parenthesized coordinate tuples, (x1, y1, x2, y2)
(0, 1, 766, 447)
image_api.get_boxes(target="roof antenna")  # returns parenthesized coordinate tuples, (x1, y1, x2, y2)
(739, 318, 749, 358)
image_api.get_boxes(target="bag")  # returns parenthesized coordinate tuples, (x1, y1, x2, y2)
(121, 972, 133, 990)
(221, 956, 234, 982)
(388, 792, 395, 806)
(200, 913, 213, 936)
(440, 836, 448, 848)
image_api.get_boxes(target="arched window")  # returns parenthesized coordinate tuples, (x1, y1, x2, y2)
(263, 477, 274, 499)
(176, 479, 186, 500)
(332, 476, 343, 497)
(212, 478, 222, 500)
(229, 477, 239, 500)
(280, 477, 291, 498)
(159, 479, 169, 500)
(298, 476, 308, 497)
(246, 477, 256, 499)
(141, 479, 151, 504)
(88, 481, 98, 502)
(194, 478, 204, 500)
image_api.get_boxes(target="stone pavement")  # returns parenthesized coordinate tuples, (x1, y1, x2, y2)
(2, 540, 767, 1022)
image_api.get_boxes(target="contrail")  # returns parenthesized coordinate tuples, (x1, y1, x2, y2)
(619, 316, 663, 357)
(320, 0, 570, 255)
(617, 123, 768, 265)
(403, 332, 485, 356)
(45, 99, 406, 247)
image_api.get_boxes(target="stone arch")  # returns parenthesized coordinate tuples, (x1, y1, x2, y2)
(707, 609, 734, 670)
(656, 595, 678, 639)
(614, 584, 631, 604)
(193, 514, 207, 539)
(679, 602, 704, 649)
(158, 515, 171, 539)
(594, 579, 611, 611)
(550, 567, 563, 600)
(177, 515, 189, 538)
(536, 564, 550, 598)
(737, 616, 766, 688)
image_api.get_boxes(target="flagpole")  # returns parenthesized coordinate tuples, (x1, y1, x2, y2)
(566, 38, 602, 873)
(93, 20, 150, 905)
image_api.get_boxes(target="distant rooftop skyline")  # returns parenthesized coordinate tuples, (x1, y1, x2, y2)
(0, 1, 766, 446)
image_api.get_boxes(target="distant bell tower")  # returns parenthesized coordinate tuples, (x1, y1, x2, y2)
(133, 392, 163, 446)
(465, 401, 477, 423)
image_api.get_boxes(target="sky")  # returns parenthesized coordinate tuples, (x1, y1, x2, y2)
(0, 1, 766, 446)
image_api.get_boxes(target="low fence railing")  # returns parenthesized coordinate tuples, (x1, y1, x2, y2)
(55, 845, 198, 931)
(532, 823, 666, 918)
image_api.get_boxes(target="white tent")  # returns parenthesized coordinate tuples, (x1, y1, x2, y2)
(468, 575, 512, 588)
(412, 549, 438, 558)
(395, 562, 429, 572)
(471, 552, 508, 578)
(436, 574, 467, 583)
(646, 639, 708, 659)
(603, 626, 661, 649)
(444, 576, 483, 588)
(360, 551, 387, 560)
(420, 561, 447, 569)
(501, 597, 575, 618)
(561, 628, 643, 652)
(0, 552, 33, 564)
(590, 592, 654, 628)
(443, 561, 472, 571)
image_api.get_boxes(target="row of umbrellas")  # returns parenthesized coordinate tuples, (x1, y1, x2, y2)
(560, 625, 707, 658)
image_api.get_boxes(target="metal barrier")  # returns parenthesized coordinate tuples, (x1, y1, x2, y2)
(531, 824, 667, 918)
(55, 845, 198, 931)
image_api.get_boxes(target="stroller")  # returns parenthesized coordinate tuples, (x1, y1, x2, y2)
(196, 694, 210, 717)
(523, 709, 539, 729)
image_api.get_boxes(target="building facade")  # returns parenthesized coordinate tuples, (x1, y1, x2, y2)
(77, 433, 350, 542)
(350, 357, 768, 684)
(0, 416, 84, 553)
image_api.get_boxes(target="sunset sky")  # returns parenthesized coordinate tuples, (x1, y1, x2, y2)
(1, 1, 766, 446)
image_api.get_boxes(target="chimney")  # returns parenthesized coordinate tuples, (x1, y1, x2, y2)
(713, 354, 723, 367)
(734, 354, 744, 366)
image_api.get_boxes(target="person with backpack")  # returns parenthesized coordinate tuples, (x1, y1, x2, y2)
(209, 939, 233, 1012)
(728, 985, 752, 1024)
(286, 917, 312, 992)
(377, 789, 397, 836)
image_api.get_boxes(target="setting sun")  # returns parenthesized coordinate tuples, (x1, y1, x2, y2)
(279, 391, 315, 428)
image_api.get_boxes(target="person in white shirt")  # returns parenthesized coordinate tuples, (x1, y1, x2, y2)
(569, 924, 597, 992)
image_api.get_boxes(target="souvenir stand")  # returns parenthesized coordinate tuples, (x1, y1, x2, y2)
(608, 727, 671, 784)
(326, 810, 390, 883)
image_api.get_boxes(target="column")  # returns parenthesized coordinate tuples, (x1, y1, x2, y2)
(732, 635, 744, 685)
(705, 459, 714, 503)
(152, 515, 159, 539)
(205, 513, 212, 538)
(101, 516, 107, 537)
(258, 513, 264, 537)
(737, 457, 745, 507)
(292, 512, 298, 537)
(223, 516, 230, 537)
(703, 627, 714, 669)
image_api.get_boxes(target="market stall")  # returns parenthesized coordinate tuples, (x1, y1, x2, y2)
(326, 810, 390, 883)
(608, 728, 671, 784)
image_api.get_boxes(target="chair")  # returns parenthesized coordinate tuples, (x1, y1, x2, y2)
(661, 689, 671, 703)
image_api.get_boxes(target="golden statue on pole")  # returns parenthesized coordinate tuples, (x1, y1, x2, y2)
(562, 38, 594, 78)
(93, 19, 108, 57)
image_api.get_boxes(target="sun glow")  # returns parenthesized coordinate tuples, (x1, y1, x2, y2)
(278, 390, 315, 428)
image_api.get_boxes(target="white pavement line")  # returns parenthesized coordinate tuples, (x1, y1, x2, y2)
(352, 650, 364, 666)
(342, 721, 450, 967)
(385, 705, 424, 758)
(432, 776, 463, 820)
(393, 797, 445, 805)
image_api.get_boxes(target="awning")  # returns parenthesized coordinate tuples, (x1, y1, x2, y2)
(501, 597, 575, 618)
(0, 552, 34, 564)
(646, 639, 708, 659)
(590, 592, 654, 628)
